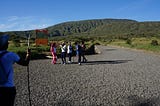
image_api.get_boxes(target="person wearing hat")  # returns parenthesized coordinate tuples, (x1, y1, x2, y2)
(0, 34, 31, 106)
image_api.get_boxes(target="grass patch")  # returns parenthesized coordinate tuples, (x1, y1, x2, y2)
(109, 37, 160, 53)
(7, 36, 160, 60)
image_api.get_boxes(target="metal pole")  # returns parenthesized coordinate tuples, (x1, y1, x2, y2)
(28, 34, 30, 47)
(26, 32, 32, 106)
(27, 64, 32, 106)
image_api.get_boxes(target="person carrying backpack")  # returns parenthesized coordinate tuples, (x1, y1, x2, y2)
(0, 34, 31, 106)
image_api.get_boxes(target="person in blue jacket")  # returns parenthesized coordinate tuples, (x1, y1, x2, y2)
(0, 34, 31, 106)
(75, 42, 82, 65)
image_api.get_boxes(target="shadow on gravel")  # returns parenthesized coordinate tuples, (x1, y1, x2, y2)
(127, 95, 160, 106)
(83, 60, 132, 65)
(105, 48, 117, 51)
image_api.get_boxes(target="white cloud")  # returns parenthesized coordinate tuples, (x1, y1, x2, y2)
(0, 23, 18, 31)
(0, 16, 53, 32)
(7, 16, 19, 21)
(0, 24, 5, 28)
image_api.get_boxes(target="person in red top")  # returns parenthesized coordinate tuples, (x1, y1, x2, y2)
(50, 43, 57, 64)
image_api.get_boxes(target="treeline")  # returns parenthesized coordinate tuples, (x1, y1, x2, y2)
(1, 18, 160, 41)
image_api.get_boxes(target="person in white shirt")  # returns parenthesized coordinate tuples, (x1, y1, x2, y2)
(67, 42, 73, 63)
(60, 42, 67, 64)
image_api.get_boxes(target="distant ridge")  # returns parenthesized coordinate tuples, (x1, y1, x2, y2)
(1, 18, 160, 39)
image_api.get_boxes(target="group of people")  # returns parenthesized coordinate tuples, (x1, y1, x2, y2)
(50, 41, 87, 65)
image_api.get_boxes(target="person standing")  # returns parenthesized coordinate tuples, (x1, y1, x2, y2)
(50, 43, 57, 64)
(0, 34, 30, 106)
(75, 42, 82, 65)
(81, 41, 87, 62)
(60, 42, 67, 64)
(67, 42, 73, 63)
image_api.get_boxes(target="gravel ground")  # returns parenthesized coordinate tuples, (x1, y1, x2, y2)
(14, 45, 160, 106)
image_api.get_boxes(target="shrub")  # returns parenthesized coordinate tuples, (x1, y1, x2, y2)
(151, 40, 158, 46)
(126, 38, 132, 45)
(12, 39, 21, 47)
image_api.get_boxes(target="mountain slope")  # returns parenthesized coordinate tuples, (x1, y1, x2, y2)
(1, 18, 160, 39)
(47, 19, 138, 37)
(47, 19, 160, 38)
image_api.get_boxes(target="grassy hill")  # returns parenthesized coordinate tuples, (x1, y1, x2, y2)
(47, 19, 137, 37)
(1, 18, 160, 40)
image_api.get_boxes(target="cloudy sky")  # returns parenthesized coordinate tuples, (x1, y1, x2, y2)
(0, 0, 159, 32)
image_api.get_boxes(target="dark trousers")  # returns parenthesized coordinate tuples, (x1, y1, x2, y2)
(61, 52, 66, 64)
(82, 52, 87, 62)
(78, 54, 81, 63)
(68, 53, 72, 61)
(0, 87, 16, 106)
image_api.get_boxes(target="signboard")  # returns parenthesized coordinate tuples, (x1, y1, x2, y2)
(35, 29, 48, 45)
(35, 38, 48, 45)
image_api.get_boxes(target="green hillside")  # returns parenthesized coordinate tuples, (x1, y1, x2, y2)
(47, 19, 138, 37)
(1, 18, 160, 40)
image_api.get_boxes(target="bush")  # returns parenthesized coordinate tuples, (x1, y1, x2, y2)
(126, 38, 132, 45)
(12, 39, 21, 47)
(151, 40, 158, 46)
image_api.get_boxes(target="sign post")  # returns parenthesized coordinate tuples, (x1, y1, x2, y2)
(25, 31, 32, 106)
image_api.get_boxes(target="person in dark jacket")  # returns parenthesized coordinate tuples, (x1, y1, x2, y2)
(81, 41, 87, 62)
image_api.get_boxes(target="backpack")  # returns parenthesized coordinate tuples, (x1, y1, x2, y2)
(81, 44, 86, 51)
(68, 45, 73, 53)
(0, 51, 9, 84)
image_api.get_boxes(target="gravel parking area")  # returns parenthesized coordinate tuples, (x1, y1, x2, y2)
(14, 45, 160, 106)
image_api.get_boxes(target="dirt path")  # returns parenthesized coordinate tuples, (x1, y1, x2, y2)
(14, 45, 160, 106)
